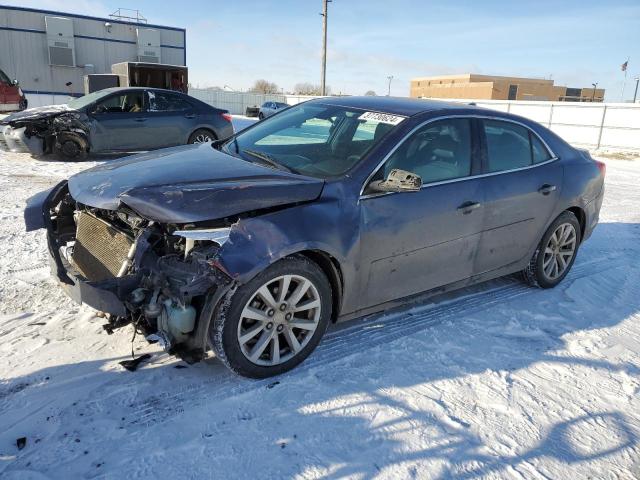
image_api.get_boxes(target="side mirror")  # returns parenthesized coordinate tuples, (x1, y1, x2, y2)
(12, 79, 19, 86)
(368, 169, 422, 193)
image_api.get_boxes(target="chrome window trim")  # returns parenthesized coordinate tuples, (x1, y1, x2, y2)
(359, 114, 558, 201)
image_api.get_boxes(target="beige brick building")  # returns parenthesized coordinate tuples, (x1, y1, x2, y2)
(410, 74, 604, 102)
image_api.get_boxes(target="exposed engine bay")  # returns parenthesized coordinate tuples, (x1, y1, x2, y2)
(47, 182, 235, 363)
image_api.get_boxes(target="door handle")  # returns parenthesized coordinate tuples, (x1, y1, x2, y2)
(134, 118, 147, 122)
(184, 113, 196, 119)
(538, 184, 557, 195)
(457, 201, 481, 214)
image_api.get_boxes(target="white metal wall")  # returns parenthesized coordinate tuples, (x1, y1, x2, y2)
(440, 98, 640, 150)
(0, 6, 185, 99)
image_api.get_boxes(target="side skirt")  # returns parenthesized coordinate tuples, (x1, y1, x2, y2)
(336, 259, 529, 323)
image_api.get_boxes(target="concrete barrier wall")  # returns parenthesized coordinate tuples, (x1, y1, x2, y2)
(441, 98, 640, 151)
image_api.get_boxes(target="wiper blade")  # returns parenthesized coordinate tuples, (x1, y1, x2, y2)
(242, 149, 294, 173)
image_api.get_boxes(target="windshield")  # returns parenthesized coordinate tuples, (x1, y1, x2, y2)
(67, 89, 121, 110)
(225, 103, 403, 178)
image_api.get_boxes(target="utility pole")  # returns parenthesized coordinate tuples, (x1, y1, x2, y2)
(387, 75, 393, 96)
(634, 77, 640, 103)
(591, 82, 598, 102)
(320, 0, 331, 96)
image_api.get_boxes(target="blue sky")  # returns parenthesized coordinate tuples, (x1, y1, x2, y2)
(8, 0, 640, 100)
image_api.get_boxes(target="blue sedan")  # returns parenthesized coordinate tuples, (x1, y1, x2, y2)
(26, 96, 605, 377)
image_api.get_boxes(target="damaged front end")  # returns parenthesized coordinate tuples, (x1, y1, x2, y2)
(0, 107, 89, 156)
(40, 181, 235, 362)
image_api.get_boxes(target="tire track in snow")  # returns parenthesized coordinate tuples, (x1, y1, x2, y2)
(125, 255, 624, 426)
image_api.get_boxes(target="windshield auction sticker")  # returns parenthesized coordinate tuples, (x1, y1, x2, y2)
(359, 111, 406, 125)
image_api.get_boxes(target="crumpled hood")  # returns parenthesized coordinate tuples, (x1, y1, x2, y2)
(67, 143, 325, 224)
(1, 104, 72, 125)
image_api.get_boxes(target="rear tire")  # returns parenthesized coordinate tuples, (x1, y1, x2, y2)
(258, 112, 264, 120)
(523, 211, 581, 288)
(188, 129, 216, 144)
(209, 255, 332, 378)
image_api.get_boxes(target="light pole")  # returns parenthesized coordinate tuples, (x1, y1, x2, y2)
(591, 82, 598, 102)
(634, 77, 640, 103)
(320, 0, 332, 96)
(387, 75, 394, 96)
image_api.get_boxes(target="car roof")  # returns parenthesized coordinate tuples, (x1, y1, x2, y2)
(308, 95, 472, 117)
(96, 87, 186, 94)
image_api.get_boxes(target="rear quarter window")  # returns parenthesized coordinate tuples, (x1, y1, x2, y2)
(531, 132, 553, 163)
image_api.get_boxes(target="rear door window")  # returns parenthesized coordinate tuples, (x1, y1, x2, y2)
(482, 120, 554, 170)
(148, 91, 192, 112)
(482, 120, 533, 172)
(0, 68, 12, 84)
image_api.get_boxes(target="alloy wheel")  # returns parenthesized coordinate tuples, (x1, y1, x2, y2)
(193, 133, 213, 143)
(542, 223, 577, 280)
(237, 274, 321, 366)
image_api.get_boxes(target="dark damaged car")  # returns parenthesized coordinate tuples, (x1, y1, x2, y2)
(0, 87, 234, 160)
(25, 96, 605, 378)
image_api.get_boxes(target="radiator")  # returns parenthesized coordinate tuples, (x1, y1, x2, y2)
(72, 212, 133, 281)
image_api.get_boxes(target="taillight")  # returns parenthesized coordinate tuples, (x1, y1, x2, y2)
(595, 159, 606, 177)
(221, 113, 232, 123)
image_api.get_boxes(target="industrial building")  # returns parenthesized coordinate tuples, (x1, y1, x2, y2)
(0, 5, 186, 107)
(410, 74, 605, 102)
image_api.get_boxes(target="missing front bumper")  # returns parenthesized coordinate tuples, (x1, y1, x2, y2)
(32, 181, 235, 361)
(0, 125, 43, 155)
(50, 254, 138, 316)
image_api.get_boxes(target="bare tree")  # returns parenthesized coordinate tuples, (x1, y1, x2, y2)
(250, 79, 279, 94)
(294, 82, 331, 96)
(364, 90, 377, 96)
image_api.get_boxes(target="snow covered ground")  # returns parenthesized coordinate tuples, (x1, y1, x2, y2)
(1, 143, 640, 479)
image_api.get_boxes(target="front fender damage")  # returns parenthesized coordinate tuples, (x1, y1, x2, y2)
(39, 187, 246, 363)
(37, 180, 332, 365)
(0, 110, 90, 156)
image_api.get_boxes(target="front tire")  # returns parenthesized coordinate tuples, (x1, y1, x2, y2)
(523, 211, 581, 288)
(210, 255, 332, 378)
(258, 112, 264, 120)
(55, 133, 87, 161)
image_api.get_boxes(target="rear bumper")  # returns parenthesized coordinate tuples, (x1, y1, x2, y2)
(0, 103, 20, 112)
(583, 187, 604, 242)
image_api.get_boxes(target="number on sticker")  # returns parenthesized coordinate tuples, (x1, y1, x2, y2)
(359, 111, 405, 125)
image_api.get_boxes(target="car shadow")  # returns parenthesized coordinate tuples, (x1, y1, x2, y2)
(1, 222, 639, 478)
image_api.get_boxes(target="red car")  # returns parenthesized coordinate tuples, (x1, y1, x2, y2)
(0, 67, 27, 112)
